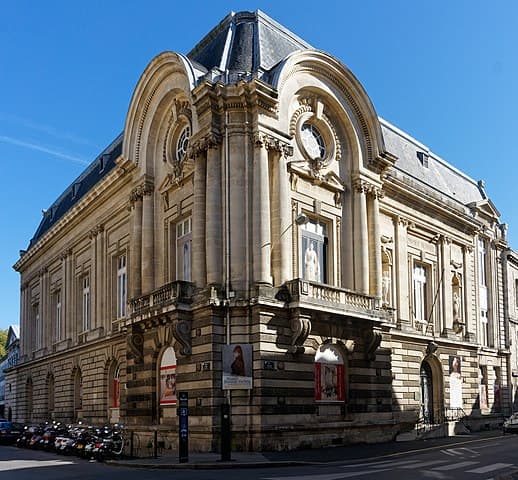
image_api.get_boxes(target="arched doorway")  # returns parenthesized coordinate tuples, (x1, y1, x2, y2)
(420, 357, 444, 424)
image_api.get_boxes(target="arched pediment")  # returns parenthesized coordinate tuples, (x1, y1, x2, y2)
(271, 50, 396, 174)
(122, 52, 198, 174)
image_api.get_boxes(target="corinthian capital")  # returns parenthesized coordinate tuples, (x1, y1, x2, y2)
(254, 131, 293, 157)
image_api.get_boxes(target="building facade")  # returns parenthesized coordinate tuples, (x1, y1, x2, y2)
(8, 10, 514, 451)
(1, 325, 20, 420)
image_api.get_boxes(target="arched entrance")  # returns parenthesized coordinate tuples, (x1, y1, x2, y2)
(420, 357, 444, 424)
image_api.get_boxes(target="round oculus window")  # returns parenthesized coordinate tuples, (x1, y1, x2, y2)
(176, 125, 190, 162)
(300, 123, 326, 160)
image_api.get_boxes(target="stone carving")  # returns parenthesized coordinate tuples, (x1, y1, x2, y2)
(172, 319, 192, 356)
(426, 341, 438, 356)
(289, 315, 311, 354)
(127, 331, 144, 364)
(364, 329, 382, 361)
(155, 323, 173, 350)
(254, 131, 293, 158)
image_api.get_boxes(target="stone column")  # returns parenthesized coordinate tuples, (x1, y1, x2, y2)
(228, 129, 247, 292)
(64, 250, 73, 343)
(59, 252, 67, 343)
(368, 187, 382, 299)
(39, 268, 47, 350)
(463, 245, 473, 340)
(89, 228, 97, 331)
(252, 134, 272, 285)
(353, 179, 369, 294)
(20, 283, 28, 358)
(206, 142, 223, 285)
(192, 150, 207, 287)
(96, 226, 105, 331)
(141, 183, 154, 294)
(395, 216, 410, 329)
(130, 189, 143, 298)
(441, 236, 452, 331)
(278, 150, 292, 284)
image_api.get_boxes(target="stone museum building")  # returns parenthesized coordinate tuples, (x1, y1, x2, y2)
(6, 10, 515, 451)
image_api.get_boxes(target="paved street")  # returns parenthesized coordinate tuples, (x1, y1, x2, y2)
(2, 433, 518, 479)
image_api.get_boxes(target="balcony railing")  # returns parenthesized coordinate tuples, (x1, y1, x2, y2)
(129, 281, 195, 317)
(284, 278, 389, 319)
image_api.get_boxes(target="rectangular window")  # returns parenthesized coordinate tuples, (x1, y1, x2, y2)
(55, 290, 62, 342)
(301, 218, 328, 284)
(480, 309, 489, 347)
(82, 275, 90, 332)
(117, 254, 127, 318)
(176, 217, 192, 281)
(413, 264, 428, 324)
(33, 303, 41, 351)
(478, 239, 487, 287)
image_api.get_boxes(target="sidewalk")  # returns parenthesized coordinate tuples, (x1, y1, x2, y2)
(107, 429, 506, 470)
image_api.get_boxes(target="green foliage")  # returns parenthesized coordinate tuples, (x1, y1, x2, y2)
(0, 329, 7, 358)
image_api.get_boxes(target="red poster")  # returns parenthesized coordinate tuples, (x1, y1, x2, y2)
(160, 364, 177, 406)
(315, 362, 345, 402)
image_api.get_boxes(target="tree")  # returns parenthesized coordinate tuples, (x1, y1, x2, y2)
(0, 329, 7, 358)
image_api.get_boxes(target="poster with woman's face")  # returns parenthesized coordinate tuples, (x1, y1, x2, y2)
(222, 344, 253, 390)
(449, 355, 463, 409)
(160, 365, 177, 406)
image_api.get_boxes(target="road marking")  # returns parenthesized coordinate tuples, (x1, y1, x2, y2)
(0, 460, 75, 471)
(466, 463, 513, 474)
(342, 459, 421, 468)
(400, 460, 449, 468)
(441, 447, 479, 457)
(263, 469, 392, 480)
(431, 461, 479, 471)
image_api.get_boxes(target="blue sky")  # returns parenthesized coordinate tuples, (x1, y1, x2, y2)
(1, 1, 517, 330)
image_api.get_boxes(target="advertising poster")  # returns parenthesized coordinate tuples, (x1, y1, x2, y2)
(315, 345, 345, 402)
(160, 346, 177, 406)
(222, 344, 253, 390)
(160, 364, 177, 405)
(449, 355, 463, 409)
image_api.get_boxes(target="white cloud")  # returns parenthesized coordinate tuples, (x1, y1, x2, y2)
(0, 135, 90, 166)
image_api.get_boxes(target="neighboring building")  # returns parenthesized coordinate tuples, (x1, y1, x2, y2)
(1, 325, 20, 420)
(504, 249, 518, 411)
(8, 10, 513, 451)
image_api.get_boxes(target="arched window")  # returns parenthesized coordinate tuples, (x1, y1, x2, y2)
(159, 347, 177, 406)
(315, 344, 345, 402)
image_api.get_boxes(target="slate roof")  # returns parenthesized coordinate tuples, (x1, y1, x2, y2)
(380, 119, 486, 213)
(27, 134, 122, 249)
(21, 11, 495, 257)
(188, 10, 311, 83)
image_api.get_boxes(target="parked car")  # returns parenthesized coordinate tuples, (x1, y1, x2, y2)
(0, 421, 24, 444)
(503, 414, 518, 434)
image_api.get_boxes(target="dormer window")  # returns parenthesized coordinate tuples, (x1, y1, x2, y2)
(417, 151, 429, 168)
(99, 153, 110, 172)
(72, 182, 81, 199)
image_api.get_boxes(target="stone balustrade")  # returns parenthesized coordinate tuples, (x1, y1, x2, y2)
(129, 281, 194, 317)
(284, 278, 392, 321)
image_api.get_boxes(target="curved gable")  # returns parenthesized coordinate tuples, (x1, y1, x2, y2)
(122, 52, 198, 173)
(272, 50, 395, 174)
